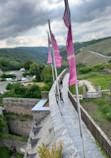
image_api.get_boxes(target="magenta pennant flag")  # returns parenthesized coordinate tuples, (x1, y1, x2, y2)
(63, 0, 71, 28)
(63, 0, 77, 85)
(51, 32, 62, 67)
(47, 34, 52, 64)
(68, 57, 77, 85)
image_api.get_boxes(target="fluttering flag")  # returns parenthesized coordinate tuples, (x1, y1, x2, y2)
(51, 32, 63, 67)
(47, 33, 52, 64)
(63, 0, 77, 85)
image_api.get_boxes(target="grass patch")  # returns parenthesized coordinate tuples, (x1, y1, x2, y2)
(5, 112, 33, 120)
(0, 133, 28, 142)
(0, 147, 12, 158)
(78, 72, 111, 89)
(70, 85, 83, 94)
(81, 95, 111, 122)
(23, 82, 46, 87)
(95, 140, 108, 158)
(0, 147, 23, 158)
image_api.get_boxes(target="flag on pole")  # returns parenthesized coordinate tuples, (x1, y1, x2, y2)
(63, 0, 77, 85)
(51, 32, 63, 67)
(47, 33, 52, 64)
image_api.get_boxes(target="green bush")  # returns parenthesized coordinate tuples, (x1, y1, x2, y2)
(93, 64, 104, 72)
(15, 153, 23, 158)
(25, 85, 41, 98)
(0, 147, 12, 158)
(5, 82, 41, 98)
(38, 142, 63, 158)
(1, 78, 6, 81)
(6, 83, 13, 90)
(78, 66, 92, 74)
(0, 73, 16, 79)
(23, 72, 32, 77)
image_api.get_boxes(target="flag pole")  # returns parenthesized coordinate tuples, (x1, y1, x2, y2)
(47, 31, 55, 83)
(65, 0, 86, 157)
(48, 20, 62, 112)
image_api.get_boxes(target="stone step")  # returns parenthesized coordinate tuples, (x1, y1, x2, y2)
(26, 152, 36, 158)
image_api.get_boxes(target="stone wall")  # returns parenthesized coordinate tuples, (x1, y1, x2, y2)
(68, 90, 111, 158)
(7, 118, 33, 136)
(3, 98, 40, 115)
(33, 111, 50, 122)
(0, 138, 27, 154)
(41, 91, 49, 99)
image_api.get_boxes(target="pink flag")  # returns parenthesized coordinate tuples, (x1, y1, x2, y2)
(51, 33, 62, 67)
(63, 0, 71, 28)
(68, 57, 77, 85)
(47, 34, 52, 64)
(63, 0, 77, 85)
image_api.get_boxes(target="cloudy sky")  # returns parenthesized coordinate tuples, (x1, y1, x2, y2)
(0, 0, 111, 48)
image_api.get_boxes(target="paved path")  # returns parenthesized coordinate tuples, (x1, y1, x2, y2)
(60, 73, 104, 158)
(89, 51, 111, 59)
(78, 80, 96, 92)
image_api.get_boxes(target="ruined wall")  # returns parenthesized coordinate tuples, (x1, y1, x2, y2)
(7, 118, 33, 136)
(3, 98, 40, 115)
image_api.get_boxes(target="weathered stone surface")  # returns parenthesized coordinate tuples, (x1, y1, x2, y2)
(0, 138, 26, 154)
(7, 118, 33, 136)
(41, 91, 49, 99)
(3, 98, 40, 115)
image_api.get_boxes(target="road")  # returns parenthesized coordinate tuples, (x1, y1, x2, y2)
(89, 51, 111, 59)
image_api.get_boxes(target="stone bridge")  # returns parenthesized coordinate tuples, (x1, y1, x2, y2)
(24, 69, 111, 158)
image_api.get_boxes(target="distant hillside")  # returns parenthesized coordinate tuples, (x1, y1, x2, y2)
(0, 36, 111, 66)
(76, 50, 109, 66)
(0, 47, 48, 64)
(75, 36, 111, 66)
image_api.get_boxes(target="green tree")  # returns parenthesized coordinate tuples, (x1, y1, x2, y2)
(42, 66, 53, 83)
(24, 61, 33, 70)
(29, 62, 40, 82)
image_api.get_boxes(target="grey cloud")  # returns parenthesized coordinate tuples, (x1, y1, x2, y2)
(71, 0, 111, 23)
(0, 0, 111, 41)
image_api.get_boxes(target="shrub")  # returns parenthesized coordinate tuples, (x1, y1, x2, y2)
(78, 66, 92, 74)
(25, 85, 41, 98)
(0, 73, 16, 79)
(0, 147, 12, 158)
(23, 72, 32, 77)
(93, 64, 104, 72)
(6, 83, 13, 90)
(37, 142, 63, 158)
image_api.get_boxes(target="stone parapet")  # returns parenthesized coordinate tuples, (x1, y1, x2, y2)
(49, 69, 78, 158)
(68, 90, 111, 158)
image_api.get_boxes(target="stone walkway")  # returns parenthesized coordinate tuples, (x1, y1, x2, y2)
(60, 73, 105, 158)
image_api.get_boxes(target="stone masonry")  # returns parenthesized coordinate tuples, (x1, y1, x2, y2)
(3, 98, 40, 115)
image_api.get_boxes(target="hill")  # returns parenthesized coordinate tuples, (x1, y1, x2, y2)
(0, 36, 111, 66)
(0, 47, 48, 65)
(75, 36, 111, 66)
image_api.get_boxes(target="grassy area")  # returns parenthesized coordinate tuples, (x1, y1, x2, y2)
(0, 147, 23, 158)
(5, 112, 33, 120)
(70, 85, 83, 94)
(78, 72, 111, 89)
(81, 94, 111, 122)
(0, 133, 28, 142)
(23, 82, 46, 87)
(0, 147, 12, 158)
(76, 50, 109, 66)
